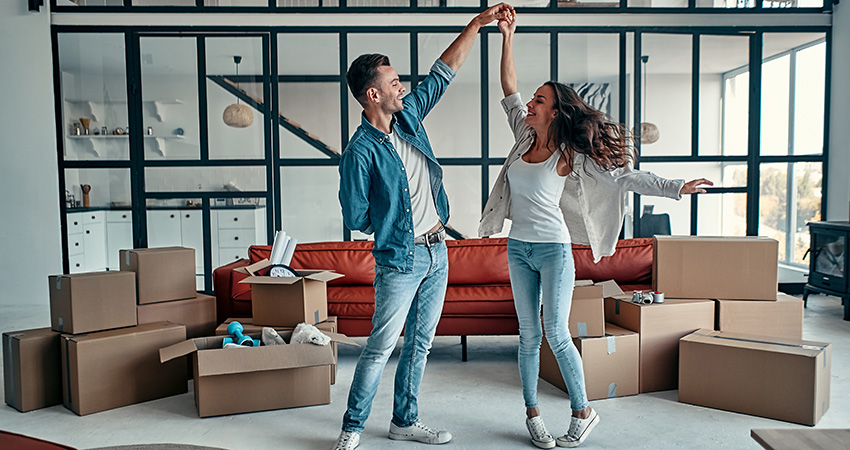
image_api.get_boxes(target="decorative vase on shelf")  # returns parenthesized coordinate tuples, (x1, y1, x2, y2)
(81, 184, 91, 208)
(79, 118, 91, 136)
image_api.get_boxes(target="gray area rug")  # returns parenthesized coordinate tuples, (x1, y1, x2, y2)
(86, 445, 228, 450)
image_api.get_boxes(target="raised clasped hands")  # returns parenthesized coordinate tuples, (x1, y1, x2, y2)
(478, 2, 515, 27)
(498, 7, 517, 35)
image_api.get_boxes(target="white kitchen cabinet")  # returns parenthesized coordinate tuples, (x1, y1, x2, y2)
(66, 211, 107, 273)
(211, 207, 267, 268)
(106, 210, 133, 271)
(146, 209, 205, 289)
(82, 212, 107, 271)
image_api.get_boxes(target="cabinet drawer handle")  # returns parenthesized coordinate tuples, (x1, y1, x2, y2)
(91, 215, 96, 220)
(85, 230, 90, 234)
(186, 214, 190, 218)
(73, 221, 79, 226)
(122, 214, 127, 219)
(170, 214, 175, 218)
(75, 242, 80, 246)
(233, 217, 239, 222)
(75, 263, 81, 267)
(234, 236, 239, 241)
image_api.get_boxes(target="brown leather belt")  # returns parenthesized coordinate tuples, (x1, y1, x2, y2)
(414, 226, 446, 247)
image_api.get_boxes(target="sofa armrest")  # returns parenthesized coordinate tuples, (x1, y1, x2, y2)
(213, 258, 250, 324)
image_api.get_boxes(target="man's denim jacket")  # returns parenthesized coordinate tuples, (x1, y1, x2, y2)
(339, 59, 455, 273)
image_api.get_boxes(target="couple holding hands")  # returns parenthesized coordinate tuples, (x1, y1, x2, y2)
(335, 3, 711, 449)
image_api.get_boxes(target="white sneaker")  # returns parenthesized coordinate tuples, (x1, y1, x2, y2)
(556, 408, 599, 448)
(331, 431, 360, 450)
(388, 420, 452, 445)
(525, 416, 556, 449)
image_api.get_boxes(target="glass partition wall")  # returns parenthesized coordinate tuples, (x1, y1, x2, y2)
(54, 25, 830, 290)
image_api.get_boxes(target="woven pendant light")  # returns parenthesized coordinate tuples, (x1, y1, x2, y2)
(223, 56, 254, 128)
(635, 55, 659, 145)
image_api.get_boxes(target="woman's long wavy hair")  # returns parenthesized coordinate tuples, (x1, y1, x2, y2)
(542, 81, 635, 173)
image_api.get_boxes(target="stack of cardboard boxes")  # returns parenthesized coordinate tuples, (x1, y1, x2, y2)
(540, 236, 830, 426)
(3, 246, 204, 416)
(654, 236, 830, 426)
(160, 257, 354, 417)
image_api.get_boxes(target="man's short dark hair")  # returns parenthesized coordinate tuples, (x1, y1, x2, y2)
(346, 53, 391, 106)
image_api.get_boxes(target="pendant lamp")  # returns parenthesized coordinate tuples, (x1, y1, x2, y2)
(637, 55, 659, 145)
(222, 55, 254, 128)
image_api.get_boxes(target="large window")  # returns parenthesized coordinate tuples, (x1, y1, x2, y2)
(53, 25, 830, 284)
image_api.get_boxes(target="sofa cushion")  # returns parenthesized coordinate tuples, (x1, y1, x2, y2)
(446, 238, 510, 285)
(573, 238, 654, 286)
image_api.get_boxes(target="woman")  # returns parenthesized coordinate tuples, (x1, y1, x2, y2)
(479, 12, 712, 449)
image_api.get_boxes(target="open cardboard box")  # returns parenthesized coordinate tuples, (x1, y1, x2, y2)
(215, 316, 341, 384)
(235, 259, 343, 327)
(570, 279, 623, 338)
(160, 329, 358, 417)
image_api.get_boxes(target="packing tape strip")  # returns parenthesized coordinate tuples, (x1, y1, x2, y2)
(615, 299, 620, 315)
(3, 335, 20, 406)
(608, 382, 617, 398)
(314, 310, 320, 324)
(607, 335, 616, 354)
(63, 336, 72, 408)
(56, 276, 63, 290)
(126, 251, 131, 266)
(693, 332, 828, 352)
(577, 323, 587, 338)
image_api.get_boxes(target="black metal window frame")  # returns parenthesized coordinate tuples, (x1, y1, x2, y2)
(52, 24, 830, 291)
(50, 0, 837, 14)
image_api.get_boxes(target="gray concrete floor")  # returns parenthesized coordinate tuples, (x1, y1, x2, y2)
(1, 294, 847, 450)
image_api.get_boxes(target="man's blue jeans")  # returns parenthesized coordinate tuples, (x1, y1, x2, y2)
(342, 241, 448, 433)
(507, 239, 589, 412)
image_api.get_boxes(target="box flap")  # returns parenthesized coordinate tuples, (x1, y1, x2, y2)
(304, 271, 345, 283)
(160, 339, 200, 363)
(239, 275, 302, 286)
(240, 259, 272, 276)
(682, 329, 829, 356)
(196, 343, 335, 376)
(574, 279, 594, 287)
(595, 280, 624, 298)
(573, 284, 603, 300)
(324, 331, 359, 347)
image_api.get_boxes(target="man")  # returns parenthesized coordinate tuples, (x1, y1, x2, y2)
(334, 4, 514, 450)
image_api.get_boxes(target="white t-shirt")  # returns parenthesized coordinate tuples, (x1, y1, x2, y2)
(507, 150, 570, 244)
(389, 130, 440, 236)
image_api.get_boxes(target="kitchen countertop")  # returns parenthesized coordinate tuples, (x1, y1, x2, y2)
(66, 205, 266, 213)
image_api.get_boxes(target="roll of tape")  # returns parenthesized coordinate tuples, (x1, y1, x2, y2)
(652, 291, 664, 304)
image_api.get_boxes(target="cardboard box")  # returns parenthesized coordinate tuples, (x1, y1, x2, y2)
(216, 316, 340, 384)
(653, 236, 779, 300)
(49, 271, 137, 334)
(120, 247, 196, 304)
(3, 328, 62, 412)
(137, 294, 217, 339)
(541, 324, 638, 401)
(569, 280, 616, 338)
(61, 322, 188, 416)
(715, 293, 804, 340)
(236, 259, 343, 327)
(160, 330, 357, 417)
(679, 329, 830, 426)
(605, 296, 714, 393)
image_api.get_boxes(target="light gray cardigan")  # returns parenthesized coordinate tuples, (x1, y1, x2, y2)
(479, 93, 685, 263)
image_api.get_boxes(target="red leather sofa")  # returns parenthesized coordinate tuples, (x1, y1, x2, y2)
(213, 237, 654, 359)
